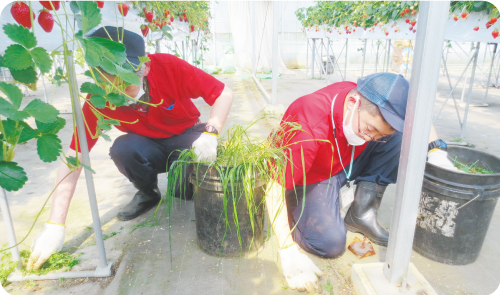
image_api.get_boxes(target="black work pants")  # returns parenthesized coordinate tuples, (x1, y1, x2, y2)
(285, 132, 402, 258)
(109, 123, 206, 198)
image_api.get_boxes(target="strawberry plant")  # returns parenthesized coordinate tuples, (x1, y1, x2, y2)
(296, 1, 500, 38)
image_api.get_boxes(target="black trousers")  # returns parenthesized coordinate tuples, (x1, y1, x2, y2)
(285, 132, 402, 258)
(109, 123, 206, 197)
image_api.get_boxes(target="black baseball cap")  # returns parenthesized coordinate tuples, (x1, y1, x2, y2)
(357, 73, 410, 132)
(89, 26, 145, 67)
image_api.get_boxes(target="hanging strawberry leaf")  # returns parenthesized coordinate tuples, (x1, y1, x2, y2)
(2, 24, 37, 49)
(0, 161, 28, 191)
(37, 134, 62, 162)
(23, 99, 59, 123)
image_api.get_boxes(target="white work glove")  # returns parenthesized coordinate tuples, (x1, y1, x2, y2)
(278, 244, 323, 293)
(28, 222, 65, 270)
(192, 132, 218, 162)
(427, 149, 460, 171)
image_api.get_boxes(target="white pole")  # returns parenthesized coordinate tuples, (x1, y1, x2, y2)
(271, 1, 279, 105)
(383, 0, 450, 286)
(0, 189, 21, 269)
(252, 1, 256, 76)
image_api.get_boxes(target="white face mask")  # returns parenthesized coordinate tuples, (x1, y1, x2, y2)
(134, 85, 145, 100)
(343, 97, 366, 146)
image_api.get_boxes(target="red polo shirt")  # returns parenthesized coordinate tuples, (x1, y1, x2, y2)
(70, 53, 225, 151)
(277, 81, 367, 189)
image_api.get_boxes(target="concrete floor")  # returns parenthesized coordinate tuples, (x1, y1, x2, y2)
(1, 68, 500, 295)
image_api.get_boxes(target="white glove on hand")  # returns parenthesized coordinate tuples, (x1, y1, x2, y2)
(278, 245, 323, 293)
(427, 149, 460, 171)
(28, 223, 65, 270)
(192, 132, 218, 162)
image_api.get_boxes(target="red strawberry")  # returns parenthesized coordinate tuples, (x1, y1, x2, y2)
(405, 19, 410, 23)
(118, 3, 128, 17)
(141, 24, 149, 37)
(142, 8, 147, 13)
(453, 15, 459, 21)
(411, 20, 416, 26)
(96, 1, 104, 9)
(490, 17, 497, 24)
(190, 25, 195, 32)
(11, 2, 35, 29)
(394, 29, 398, 32)
(405, 8, 410, 14)
(179, 16, 183, 22)
(461, 12, 468, 19)
(493, 29, 499, 39)
(409, 26, 413, 31)
(363, 14, 367, 18)
(473, 26, 479, 31)
(411, 10, 417, 15)
(145, 11, 153, 22)
(170, 15, 174, 22)
(413, 29, 416, 33)
(486, 22, 492, 29)
(400, 11, 405, 17)
(374, 22, 378, 26)
(38, 9, 53, 32)
(385, 31, 389, 36)
(40, 1, 59, 11)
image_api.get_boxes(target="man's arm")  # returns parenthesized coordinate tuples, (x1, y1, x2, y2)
(28, 149, 83, 270)
(266, 180, 323, 293)
(206, 85, 233, 132)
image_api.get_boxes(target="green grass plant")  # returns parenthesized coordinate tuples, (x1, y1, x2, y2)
(451, 157, 495, 174)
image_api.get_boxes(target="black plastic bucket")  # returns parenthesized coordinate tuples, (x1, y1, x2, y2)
(189, 164, 265, 257)
(413, 146, 500, 265)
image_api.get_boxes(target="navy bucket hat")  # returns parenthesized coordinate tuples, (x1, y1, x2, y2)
(357, 73, 409, 132)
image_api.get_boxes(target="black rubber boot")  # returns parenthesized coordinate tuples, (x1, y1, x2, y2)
(344, 181, 389, 246)
(117, 182, 161, 221)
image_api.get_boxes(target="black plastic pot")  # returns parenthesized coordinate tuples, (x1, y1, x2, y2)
(413, 146, 500, 265)
(189, 164, 265, 257)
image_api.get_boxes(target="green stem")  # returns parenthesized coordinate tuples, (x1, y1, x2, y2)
(0, 119, 7, 161)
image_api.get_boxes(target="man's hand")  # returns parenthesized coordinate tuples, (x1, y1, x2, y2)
(427, 149, 459, 171)
(28, 223, 65, 270)
(279, 244, 323, 292)
(192, 132, 218, 162)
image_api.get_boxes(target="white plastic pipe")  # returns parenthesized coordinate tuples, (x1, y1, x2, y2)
(0, 189, 21, 269)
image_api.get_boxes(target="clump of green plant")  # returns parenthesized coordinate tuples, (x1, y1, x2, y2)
(0, 248, 80, 286)
(19, 250, 80, 276)
(1, 249, 18, 287)
(451, 158, 495, 174)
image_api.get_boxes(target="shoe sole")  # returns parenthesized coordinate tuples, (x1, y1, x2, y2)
(345, 224, 388, 247)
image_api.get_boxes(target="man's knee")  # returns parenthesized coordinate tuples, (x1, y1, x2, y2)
(297, 226, 347, 258)
(109, 135, 139, 163)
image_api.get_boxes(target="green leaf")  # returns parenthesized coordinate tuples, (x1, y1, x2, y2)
(99, 59, 117, 75)
(23, 99, 59, 123)
(0, 161, 28, 191)
(70, 1, 80, 13)
(0, 82, 23, 109)
(10, 66, 37, 84)
(103, 119, 120, 125)
(106, 92, 126, 106)
(392, 10, 398, 19)
(2, 119, 21, 145)
(164, 32, 173, 41)
(30, 47, 53, 74)
(3, 44, 33, 71)
(90, 95, 106, 108)
(77, 1, 101, 33)
(0, 55, 4, 67)
(115, 65, 140, 85)
(37, 134, 62, 162)
(84, 70, 103, 83)
(36, 117, 66, 135)
(0, 97, 29, 121)
(80, 82, 106, 96)
(2, 24, 37, 49)
(101, 133, 111, 142)
(138, 56, 150, 64)
(66, 156, 96, 173)
(18, 121, 40, 143)
(97, 120, 112, 131)
(87, 37, 127, 65)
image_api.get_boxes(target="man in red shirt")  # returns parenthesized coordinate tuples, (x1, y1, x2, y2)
(267, 73, 458, 292)
(27, 27, 234, 270)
